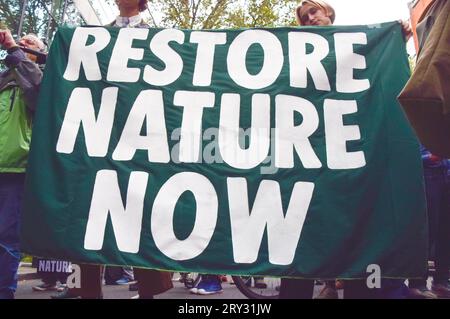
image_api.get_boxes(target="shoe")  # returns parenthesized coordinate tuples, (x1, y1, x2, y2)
(116, 277, 136, 285)
(131, 294, 140, 299)
(32, 282, 58, 292)
(194, 276, 223, 295)
(431, 281, 450, 298)
(57, 283, 67, 292)
(190, 276, 200, 294)
(315, 286, 338, 299)
(254, 278, 267, 289)
(408, 287, 438, 299)
(50, 287, 81, 299)
(189, 287, 198, 294)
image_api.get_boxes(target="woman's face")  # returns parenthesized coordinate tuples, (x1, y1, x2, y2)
(298, 4, 332, 26)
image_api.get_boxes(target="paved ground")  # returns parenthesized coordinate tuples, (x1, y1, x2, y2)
(14, 264, 443, 299)
(15, 267, 336, 299)
(16, 278, 248, 299)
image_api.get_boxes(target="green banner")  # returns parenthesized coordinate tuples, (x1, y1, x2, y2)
(21, 22, 427, 279)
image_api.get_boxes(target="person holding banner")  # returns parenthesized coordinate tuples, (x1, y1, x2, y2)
(51, 0, 173, 300)
(278, 0, 413, 299)
(0, 29, 44, 299)
(295, 0, 412, 39)
(277, 1, 339, 299)
(112, 0, 172, 300)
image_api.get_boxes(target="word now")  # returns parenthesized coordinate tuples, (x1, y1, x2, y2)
(84, 170, 315, 265)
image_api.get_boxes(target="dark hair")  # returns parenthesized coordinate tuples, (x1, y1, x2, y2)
(139, 0, 148, 12)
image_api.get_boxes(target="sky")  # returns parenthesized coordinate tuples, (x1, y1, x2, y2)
(325, 0, 415, 54)
(326, 0, 412, 25)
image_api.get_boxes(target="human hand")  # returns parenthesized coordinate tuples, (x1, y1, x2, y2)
(0, 29, 18, 50)
(400, 20, 412, 42)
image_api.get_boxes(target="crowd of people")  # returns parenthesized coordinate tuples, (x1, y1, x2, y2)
(0, 0, 449, 299)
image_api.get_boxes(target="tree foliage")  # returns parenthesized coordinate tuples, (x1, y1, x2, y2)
(1, 0, 299, 70)
(0, 0, 82, 41)
(104, 0, 299, 29)
(1, 0, 299, 40)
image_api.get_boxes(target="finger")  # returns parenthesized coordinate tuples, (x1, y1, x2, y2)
(4, 30, 12, 39)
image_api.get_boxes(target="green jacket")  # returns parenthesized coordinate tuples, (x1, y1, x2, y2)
(0, 48, 43, 173)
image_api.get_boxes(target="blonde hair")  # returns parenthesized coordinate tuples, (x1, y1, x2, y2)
(296, 0, 336, 25)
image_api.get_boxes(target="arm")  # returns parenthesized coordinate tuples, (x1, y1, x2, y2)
(1, 29, 43, 112)
(400, 20, 413, 42)
(5, 47, 43, 112)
